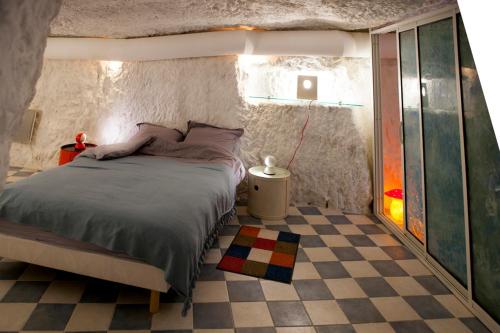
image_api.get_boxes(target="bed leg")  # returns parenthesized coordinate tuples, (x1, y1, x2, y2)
(150, 290, 160, 313)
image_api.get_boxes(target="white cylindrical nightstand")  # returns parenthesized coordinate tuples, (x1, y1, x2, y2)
(248, 166, 290, 220)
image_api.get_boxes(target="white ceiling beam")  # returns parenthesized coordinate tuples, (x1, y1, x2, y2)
(44, 30, 370, 61)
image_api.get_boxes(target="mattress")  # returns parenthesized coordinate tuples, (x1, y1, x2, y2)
(0, 218, 137, 261)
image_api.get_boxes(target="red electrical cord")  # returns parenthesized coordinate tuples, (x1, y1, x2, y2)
(287, 100, 314, 170)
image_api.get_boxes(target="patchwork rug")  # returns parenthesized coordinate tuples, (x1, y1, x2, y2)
(217, 225, 300, 283)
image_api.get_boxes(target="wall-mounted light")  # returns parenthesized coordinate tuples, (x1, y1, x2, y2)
(302, 79, 313, 90)
(108, 61, 122, 72)
(101, 60, 123, 77)
(237, 55, 269, 70)
(297, 75, 318, 100)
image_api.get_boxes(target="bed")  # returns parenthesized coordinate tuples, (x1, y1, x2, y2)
(0, 140, 244, 313)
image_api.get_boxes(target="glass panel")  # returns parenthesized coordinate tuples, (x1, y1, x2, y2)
(458, 15, 500, 321)
(379, 33, 404, 229)
(400, 29, 424, 242)
(419, 18, 467, 286)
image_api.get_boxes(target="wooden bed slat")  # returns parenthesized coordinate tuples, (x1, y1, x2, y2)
(150, 290, 160, 313)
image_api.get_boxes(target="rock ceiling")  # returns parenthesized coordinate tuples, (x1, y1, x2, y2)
(50, 0, 456, 38)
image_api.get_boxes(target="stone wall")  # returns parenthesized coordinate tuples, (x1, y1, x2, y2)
(10, 55, 373, 212)
(0, 0, 61, 191)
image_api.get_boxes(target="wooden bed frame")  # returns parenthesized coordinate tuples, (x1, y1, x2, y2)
(0, 232, 169, 313)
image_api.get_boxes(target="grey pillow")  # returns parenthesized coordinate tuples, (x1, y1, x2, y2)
(136, 122, 184, 155)
(87, 132, 154, 160)
(184, 121, 244, 154)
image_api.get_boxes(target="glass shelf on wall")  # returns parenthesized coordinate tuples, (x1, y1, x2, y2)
(246, 96, 364, 107)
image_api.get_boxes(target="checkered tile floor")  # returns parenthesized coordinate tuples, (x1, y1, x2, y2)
(5, 166, 40, 184)
(0, 167, 491, 333)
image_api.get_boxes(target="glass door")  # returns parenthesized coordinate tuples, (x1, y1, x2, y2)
(372, 8, 500, 330)
(418, 17, 467, 286)
(399, 29, 425, 243)
(458, 15, 500, 321)
(377, 32, 404, 230)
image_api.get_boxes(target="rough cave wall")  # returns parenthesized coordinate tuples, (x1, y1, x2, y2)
(240, 103, 372, 213)
(50, 0, 457, 38)
(237, 56, 373, 212)
(0, 0, 61, 191)
(10, 56, 373, 213)
(10, 57, 242, 167)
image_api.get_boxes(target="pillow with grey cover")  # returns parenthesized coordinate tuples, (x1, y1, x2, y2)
(81, 131, 154, 160)
(184, 121, 244, 154)
(136, 122, 184, 155)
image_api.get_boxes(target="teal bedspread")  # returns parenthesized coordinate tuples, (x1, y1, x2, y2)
(0, 156, 237, 309)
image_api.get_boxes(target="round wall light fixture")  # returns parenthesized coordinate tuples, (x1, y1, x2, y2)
(297, 75, 318, 100)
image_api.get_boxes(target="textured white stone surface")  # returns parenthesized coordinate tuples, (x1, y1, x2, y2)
(11, 57, 243, 167)
(51, 0, 456, 38)
(241, 103, 372, 213)
(11, 56, 373, 213)
(238, 56, 374, 148)
(238, 56, 373, 212)
(0, 1, 61, 191)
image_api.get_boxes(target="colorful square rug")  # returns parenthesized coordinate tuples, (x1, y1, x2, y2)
(217, 225, 300, 283)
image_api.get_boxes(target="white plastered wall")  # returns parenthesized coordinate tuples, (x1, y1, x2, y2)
(10, 54, 373, 213)
(0, 0, 61, 191)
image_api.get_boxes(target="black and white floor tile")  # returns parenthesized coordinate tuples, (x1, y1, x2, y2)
(0, 166, 491, 332)
(5, 166, 40, 184)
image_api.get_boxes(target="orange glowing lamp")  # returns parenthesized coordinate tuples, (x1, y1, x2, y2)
(385, 188, 403, 223)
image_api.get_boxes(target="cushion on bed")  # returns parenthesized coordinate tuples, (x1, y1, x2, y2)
(137, 122, 184, 155)
(184, 121, 244, 154)
(80, 132, 154, 160)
